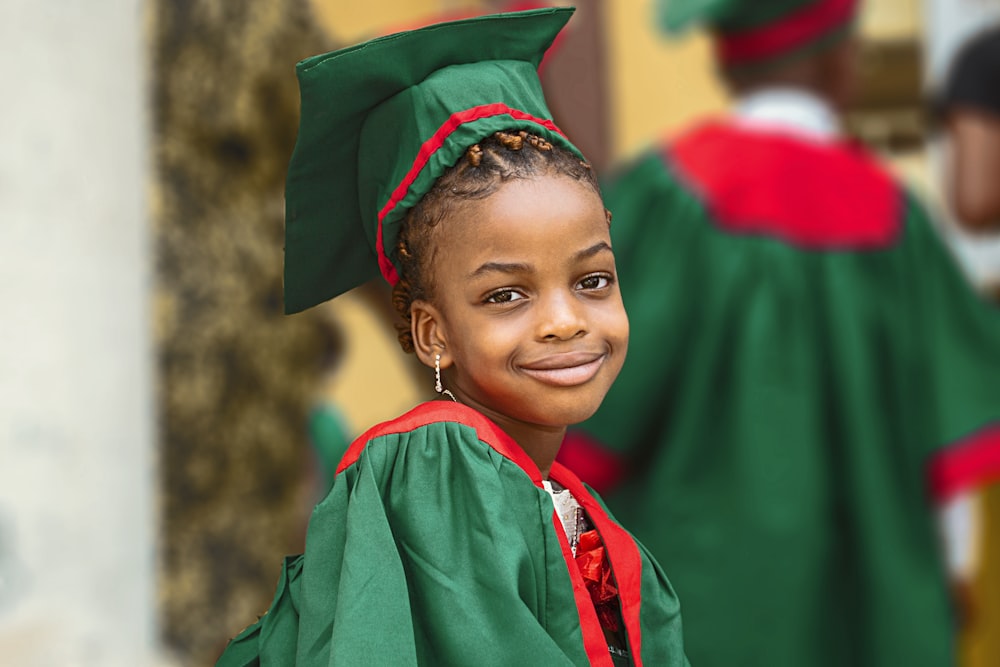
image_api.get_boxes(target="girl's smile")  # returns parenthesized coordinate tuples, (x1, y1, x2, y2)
(518, 351, 608, 387)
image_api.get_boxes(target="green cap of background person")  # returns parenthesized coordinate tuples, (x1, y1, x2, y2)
(656, 0, 860, 69)
(283, 7, 583, 314)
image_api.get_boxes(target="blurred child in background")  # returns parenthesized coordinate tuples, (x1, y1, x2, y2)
(939, 24, 1000, 233)
(560, 1, 1000, 665)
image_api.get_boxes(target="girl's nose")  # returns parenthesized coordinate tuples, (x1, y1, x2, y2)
(538, 292, 587, 341)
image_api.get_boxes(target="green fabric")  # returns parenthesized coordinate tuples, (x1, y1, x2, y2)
(283, 7, 581, 313)
(578, 146, 1000, 667)
(657, 0, 817, 34)
(217, 405, 689, 666)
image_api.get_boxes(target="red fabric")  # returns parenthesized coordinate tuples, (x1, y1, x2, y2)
(551, 461, 645, 665)
(558, 430, 627, 494)
(717, 0, 858, 66)
(549, 513, 617, 666)
(669, 121, 901, 249)
(575, 529, 621, 632)
(375, 104, 566, 284)
(928, 424, 1000, 502)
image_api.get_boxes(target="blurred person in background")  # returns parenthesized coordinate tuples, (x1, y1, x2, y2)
(559, 0, 1000, 665)
(934, 21, 1000, 667)
(939, 24, 1000, 234)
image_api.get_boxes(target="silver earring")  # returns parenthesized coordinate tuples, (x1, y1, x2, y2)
(435, 353, 457, 402)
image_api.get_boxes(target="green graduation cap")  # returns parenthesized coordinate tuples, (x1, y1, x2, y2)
(283, 7, 583, 314)
(656, 0, 859, 68)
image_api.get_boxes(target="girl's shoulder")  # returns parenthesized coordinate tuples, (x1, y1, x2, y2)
(334, 401, 542, 483)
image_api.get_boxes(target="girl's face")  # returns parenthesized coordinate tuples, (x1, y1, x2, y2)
(414, 173, 628, 435)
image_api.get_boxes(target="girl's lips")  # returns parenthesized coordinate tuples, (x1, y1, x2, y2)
(520, 353, 606, 387)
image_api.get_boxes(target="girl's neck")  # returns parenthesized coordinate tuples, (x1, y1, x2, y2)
(501, 421, 566, 480)
(460, 399, 566, 479)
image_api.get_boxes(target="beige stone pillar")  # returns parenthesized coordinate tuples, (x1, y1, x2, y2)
(0, 1, 163, 665)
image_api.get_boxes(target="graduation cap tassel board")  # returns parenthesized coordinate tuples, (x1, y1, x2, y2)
(282, 7, 584, 314)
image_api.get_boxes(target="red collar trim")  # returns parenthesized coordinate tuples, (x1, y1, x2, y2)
(717, 0, 857, 65)
(375, 104, 565, 285)
(551, 462, 646, 665)
(667, 121, 901, 248)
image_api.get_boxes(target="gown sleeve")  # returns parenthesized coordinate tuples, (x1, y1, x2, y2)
(902, 194, 1000, 499)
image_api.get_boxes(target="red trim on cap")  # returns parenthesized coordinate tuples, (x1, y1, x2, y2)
(928, 424, 1000, 502)
(717, 0, 858, 65)
(551, 461, 645, 665)
(668, 121, 901, 248)
(375, 103, 565, 284)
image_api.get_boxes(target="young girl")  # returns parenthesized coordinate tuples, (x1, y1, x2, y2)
(216, 8, 688, 666)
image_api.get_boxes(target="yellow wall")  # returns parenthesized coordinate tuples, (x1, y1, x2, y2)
(861, 0, 922, 40)
(311, 0, 482, 43)
(605, 0, 727, 160)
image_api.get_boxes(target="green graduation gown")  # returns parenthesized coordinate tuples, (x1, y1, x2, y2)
(560, 121, 1000, 667)
(216, 401, 689, 666)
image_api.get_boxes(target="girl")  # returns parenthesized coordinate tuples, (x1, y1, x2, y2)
(216, 8, 688, 666)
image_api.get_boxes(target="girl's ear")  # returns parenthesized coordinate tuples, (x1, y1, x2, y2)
(410, 299, 451, 370)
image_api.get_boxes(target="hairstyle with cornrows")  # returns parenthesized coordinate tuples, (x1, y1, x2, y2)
(391, 129, 606, 353)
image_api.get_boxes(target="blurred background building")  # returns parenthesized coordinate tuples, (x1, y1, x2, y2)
(1, 0, 997, 665)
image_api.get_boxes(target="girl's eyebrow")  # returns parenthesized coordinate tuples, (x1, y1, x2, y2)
(575, 241, 612, 260)
(468, 242, 613, 279)
(468, 261, 532, 279)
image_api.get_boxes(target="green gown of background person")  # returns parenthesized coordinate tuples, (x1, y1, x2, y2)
(559, 116, 1000, 666)
(557, 0, 1000, 665)
(217, 402, 687, 666)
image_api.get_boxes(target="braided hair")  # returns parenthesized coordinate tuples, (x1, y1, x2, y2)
(391, 129, 606, 353)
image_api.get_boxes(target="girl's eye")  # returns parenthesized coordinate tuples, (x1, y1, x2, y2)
(484, 289, 525, 304)
(578, 274, 611, 290)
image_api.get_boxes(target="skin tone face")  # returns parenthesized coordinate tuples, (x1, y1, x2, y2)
(410, 172, 629, 478)
(946, 108, 1000, 231)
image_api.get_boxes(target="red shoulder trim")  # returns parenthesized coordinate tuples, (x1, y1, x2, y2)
(667, 121, 901, 249)
(334, 401, 542, 482)
(928, 424, 1000, 502)
(551, 462, 646, 666)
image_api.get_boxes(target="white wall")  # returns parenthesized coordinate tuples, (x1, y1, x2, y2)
(0, 1, 164, 665)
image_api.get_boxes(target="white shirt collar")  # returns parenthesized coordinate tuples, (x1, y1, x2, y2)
(733, 87, 841, 143)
